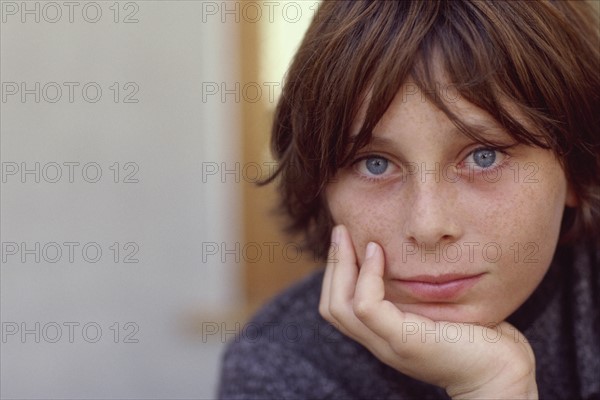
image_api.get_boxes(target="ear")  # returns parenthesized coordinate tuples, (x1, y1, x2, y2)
(565, 183, 578, 207)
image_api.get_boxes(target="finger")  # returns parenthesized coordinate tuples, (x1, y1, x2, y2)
(325, 224, 361, 337)
(319, 225, 363, 338)
(353, 242, 418, 351)
(318, 226, 339, 320)
(329, 225, 359, 307)
(326, 232, 396, 347)
(353, 241, 405, 320)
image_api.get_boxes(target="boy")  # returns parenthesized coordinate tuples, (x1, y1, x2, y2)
(219, 1, 599, 398)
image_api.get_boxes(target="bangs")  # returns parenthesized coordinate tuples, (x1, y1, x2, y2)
(344, 0, 595, 166)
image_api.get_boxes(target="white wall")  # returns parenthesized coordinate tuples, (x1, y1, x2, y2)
(1, 1, 243, 398)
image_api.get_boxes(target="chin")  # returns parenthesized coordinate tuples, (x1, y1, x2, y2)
(395, 302, 502, 325)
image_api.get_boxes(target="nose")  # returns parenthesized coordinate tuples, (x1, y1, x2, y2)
(402, 178, 463, 247)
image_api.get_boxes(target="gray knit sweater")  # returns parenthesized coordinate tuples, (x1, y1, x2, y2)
(218, 244, 599, 399)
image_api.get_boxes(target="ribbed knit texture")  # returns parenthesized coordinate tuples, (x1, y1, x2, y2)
(218, 244, 599, 399)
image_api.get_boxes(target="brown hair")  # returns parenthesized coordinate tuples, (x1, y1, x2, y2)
(263, 0, 600, 260)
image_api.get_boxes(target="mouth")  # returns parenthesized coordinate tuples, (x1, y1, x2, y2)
(391, 273, 485, 301)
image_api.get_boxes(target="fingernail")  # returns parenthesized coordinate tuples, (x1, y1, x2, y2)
(366, 242, 377, 259)
(331, 225, 341, 244)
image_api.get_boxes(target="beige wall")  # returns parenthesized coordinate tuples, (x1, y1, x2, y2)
(240, 1, 322, 314)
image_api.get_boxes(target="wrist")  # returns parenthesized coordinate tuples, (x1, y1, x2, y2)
(447, 371, 538, 400)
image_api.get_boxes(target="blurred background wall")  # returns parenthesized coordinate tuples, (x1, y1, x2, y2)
(1, 1, 319, 398)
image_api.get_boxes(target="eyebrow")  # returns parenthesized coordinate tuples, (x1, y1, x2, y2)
(354, 135, 408, 159)
(365, 136, 399, 149)
(356, 120, 510, 149)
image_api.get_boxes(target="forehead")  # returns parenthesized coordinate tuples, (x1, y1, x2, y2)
(351, 78, 513, 144)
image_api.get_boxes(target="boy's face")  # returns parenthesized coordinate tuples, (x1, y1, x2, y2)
(325, 82, 576, 324)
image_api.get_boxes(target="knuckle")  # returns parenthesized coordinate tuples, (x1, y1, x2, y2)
(375, 347, 398, 365)
(318, 303, 332, 322)
(352, 298, 373, 319)
(329, 302, 345, 320)
(389, 340, 412, 358)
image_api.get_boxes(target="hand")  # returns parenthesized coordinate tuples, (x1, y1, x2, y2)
(319, 224, 538, 399)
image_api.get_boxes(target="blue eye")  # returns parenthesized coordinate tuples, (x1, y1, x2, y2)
(365, 157, 389, 175)
(471, 148, 496, 168)
(353, 155, 398, 181)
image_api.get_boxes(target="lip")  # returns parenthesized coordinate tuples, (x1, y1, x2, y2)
(392, 273, 485, 301)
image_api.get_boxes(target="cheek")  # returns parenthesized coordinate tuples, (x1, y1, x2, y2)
(327, 180, 402, 264)
(468, 162, 568, 309)
(483, 165, 567, 258)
